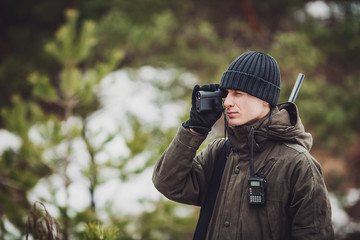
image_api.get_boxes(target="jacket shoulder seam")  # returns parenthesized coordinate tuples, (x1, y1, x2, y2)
(284, 142, 307, 153)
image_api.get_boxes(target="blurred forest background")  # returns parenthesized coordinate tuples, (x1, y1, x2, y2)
(1, 0, 360, 239)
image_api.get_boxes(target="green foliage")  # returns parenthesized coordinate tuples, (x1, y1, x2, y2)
(298, 77, 351, 149)
(96, 8, 235, 82)
(0, 8, 124, 238)
(29, 72, 58, 102)
(0, 96, 52, 234)
(83, 222, 119, 240)
(42, 9, 123, 112)
(133, 199, 198, 240)
(1, 95, 43, 137)
(270, 32, 323, 75)
(45, 9, 97, 66)
(306, 3, 360, 59)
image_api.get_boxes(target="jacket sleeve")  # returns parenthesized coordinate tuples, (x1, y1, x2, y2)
(289, 152, 334, 240)
(152, 126, 223, 206)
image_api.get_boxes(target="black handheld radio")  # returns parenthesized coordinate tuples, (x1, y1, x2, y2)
(248, 128, 266, 205)
(248, 176, 266, 204)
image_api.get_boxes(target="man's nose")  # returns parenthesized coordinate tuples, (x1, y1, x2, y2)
(223, 94, 233, 108)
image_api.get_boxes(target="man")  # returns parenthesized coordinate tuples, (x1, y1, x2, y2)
(152, 51, 334, 239)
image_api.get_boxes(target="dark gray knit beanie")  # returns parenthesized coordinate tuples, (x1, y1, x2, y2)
(219, 51, 281, 106)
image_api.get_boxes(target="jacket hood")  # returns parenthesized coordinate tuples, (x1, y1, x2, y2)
(227, 102, 313, 155)
(266, 102, 312, 150)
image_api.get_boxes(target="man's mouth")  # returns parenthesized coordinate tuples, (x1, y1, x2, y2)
(227, 111, 237, 117)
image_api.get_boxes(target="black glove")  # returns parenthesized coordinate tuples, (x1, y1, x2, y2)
(183, 84, 224, 135)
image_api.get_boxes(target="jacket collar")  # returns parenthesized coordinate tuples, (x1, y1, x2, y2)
(226, 102, 313, 157)
(227, 110, 273, 157)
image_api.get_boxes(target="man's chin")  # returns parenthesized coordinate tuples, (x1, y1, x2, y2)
(228, 119, 242, 126)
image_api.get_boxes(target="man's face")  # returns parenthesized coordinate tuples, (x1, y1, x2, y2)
(223, 89, 271, 126)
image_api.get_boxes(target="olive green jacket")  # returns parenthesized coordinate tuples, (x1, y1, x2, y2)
(153, 103, 334, 240)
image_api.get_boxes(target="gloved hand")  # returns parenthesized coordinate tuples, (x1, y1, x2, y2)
(183, 84, 224, 135)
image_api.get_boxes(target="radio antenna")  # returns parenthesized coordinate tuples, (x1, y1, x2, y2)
(250, 127, 255, 178)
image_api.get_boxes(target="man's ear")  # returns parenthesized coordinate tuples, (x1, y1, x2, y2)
(262, 101, 270, 108)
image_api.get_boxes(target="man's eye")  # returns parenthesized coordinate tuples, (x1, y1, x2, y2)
(235, 92, 243, 95)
